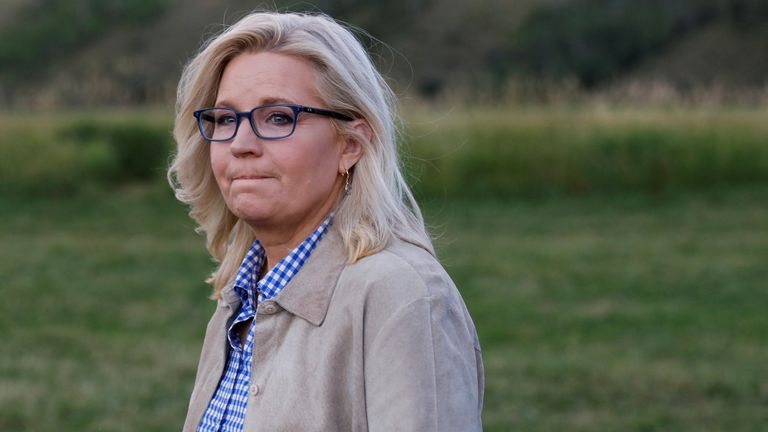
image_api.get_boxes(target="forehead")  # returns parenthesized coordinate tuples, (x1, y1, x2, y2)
(215, 51, 323, 107)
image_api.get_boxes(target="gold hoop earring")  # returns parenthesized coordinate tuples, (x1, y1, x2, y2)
(343, 169, 352, 195)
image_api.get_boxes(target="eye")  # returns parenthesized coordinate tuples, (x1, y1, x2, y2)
(216, 113, 237, 126)
(266, 113, 294, 126)
(265, 111, 295, 126)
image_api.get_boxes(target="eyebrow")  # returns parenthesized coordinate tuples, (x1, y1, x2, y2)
(214, 96, 296, 109)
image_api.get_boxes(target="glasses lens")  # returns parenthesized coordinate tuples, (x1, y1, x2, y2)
(198, 108, 237, 141)
(252, 105, 297, 139)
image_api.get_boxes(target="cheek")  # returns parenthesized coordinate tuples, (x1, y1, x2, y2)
(283, 141, 340, 188)
(209, 145, 230, 192)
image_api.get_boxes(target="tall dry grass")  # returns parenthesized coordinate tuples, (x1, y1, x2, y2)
(1, 106, 767, 197)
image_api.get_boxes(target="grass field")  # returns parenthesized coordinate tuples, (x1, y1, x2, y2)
(1, 184, 767, 431)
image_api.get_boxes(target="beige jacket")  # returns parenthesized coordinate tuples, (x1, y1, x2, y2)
(182, 226, 484, 431)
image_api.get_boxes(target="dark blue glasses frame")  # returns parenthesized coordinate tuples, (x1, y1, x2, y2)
(193, 104, 354, 141)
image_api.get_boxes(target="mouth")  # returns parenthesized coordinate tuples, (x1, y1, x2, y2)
(232, 174, 272, 181)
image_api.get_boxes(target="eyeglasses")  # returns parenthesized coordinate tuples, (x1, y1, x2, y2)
(193, 104, 354, 141)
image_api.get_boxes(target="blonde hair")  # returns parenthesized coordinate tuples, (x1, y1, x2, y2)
(168, 11, 433, 298)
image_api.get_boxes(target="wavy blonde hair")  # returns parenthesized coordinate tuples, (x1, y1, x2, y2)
(168, 11, 433, 298)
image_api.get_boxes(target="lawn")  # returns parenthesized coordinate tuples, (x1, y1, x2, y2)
(1, 185, 766, 431)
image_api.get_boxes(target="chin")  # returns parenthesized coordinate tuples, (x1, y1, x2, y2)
(228, 194, 276, 225)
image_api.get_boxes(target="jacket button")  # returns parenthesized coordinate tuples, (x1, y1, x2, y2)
(250, 384, 260, 396)
(262, 302, 278, 314)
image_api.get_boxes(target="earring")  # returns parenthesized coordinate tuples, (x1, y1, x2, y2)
(343, 169, 352, 195)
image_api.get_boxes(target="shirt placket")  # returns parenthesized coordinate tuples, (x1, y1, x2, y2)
(219, 320, 256, 432)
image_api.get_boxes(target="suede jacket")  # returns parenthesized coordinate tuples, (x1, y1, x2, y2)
(182, 225, 484, 431)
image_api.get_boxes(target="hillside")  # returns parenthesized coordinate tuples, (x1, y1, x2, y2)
(1, 0, 767, 108)
(608, 22, 768, 103)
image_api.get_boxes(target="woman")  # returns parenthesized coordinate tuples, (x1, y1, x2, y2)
(169, 11, 483, 432)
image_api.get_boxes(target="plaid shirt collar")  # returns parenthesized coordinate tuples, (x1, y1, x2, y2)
(219, 214, 350, 327)
(231, 213, 334, 316)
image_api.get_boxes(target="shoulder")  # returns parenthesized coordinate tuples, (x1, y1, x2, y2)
(340, 238, 452, 300)
(333, 238, 473, 334)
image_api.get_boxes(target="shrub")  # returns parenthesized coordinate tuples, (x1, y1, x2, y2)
(105, 124, 172, 181)
(493, 0, 768, 88)
(0, 0, 168, 83)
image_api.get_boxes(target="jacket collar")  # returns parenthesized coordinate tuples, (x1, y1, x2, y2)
(219, 224, 347, 326)
(220, 279, 240, 310)
(275, 225, 347, 325)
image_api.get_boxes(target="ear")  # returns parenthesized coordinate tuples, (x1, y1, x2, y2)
(338, 119, 370, 173)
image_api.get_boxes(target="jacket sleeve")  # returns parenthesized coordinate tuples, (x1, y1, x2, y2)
(363, 293, 484, 432)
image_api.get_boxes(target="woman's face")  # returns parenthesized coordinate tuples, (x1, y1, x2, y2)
(210, 51, 355, 235)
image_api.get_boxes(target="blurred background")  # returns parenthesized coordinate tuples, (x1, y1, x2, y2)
(1, 0, 767, 431)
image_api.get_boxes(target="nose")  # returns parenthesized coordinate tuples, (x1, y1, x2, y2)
(229, 117, 264, 157)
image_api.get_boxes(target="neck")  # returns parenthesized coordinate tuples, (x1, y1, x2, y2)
(253, 188, 341, 271)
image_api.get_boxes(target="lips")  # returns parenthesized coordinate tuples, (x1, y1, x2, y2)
(233, 174, 271, 180)
(230, 169, 275, 180)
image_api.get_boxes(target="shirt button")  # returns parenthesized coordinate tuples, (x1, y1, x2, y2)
(250, 384, 260, 396)
(262, 302, 277, 314)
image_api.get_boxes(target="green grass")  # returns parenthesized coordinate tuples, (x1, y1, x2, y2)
(437, 188, 768, 430)
(1, 185, 767, 431)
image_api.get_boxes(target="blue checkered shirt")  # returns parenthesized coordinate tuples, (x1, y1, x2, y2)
(197, 215, 333, 431)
